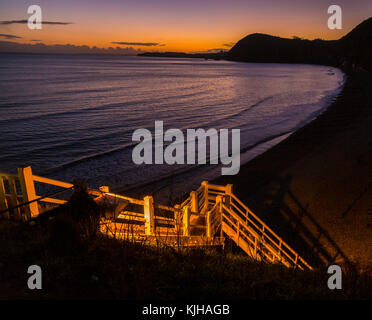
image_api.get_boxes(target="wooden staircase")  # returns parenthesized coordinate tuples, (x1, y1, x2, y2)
(98, 181, 311, 270)
(176, 182, 312, 270)
(0, 166, 311, 270)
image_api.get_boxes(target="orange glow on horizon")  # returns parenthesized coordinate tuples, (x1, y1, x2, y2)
(2, 22, 357, 53)
(1, 1, 371, 53)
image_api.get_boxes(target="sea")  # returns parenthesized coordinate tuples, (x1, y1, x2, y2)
(0, 53, 345, 201)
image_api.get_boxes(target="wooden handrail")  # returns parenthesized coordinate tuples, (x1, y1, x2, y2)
(206, 183, 227, 192)
(222, 207, 287, 266)
(221, 202, 312, 270)
(39, 197, 67, 205)
(231, 193, 287, 249)
(104, 192, 145, 205)
(179, 196, 191, 208)
(32, 175, 73, 188)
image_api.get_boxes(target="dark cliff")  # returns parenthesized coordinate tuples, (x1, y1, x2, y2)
(227, 18, 372, 71)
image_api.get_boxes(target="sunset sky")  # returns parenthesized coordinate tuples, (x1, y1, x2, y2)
(0, 0, 371, 53)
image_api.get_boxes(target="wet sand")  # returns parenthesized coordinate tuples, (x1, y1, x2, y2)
(213, 68, 372, 271)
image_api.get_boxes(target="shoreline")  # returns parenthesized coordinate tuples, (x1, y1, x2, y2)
(213, 67, 372, 271)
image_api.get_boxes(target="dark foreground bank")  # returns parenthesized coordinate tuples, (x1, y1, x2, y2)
(0, 189, 371, 300)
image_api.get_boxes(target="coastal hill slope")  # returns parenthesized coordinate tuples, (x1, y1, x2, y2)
(139, 18, 372, 71)
(336, 17, 372, 70)
(227, 17, 372, 71)
(227, 33, 332, 64)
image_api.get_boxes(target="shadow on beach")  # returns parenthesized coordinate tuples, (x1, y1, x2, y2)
(251, 174, 354, 270)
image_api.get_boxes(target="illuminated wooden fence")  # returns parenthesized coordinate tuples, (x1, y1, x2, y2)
(0, 166, 311, 270)
(0, 166, 76, 221)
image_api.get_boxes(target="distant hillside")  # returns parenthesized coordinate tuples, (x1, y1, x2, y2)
(227, 17, 372, 71)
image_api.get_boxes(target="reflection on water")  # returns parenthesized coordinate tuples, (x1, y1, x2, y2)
(0, 54, 344, 199)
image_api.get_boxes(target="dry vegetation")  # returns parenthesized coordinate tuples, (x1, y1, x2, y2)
(0, 189, 371, 300)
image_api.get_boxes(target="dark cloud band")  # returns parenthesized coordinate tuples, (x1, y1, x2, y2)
(0, 34, 22, 39)
(207, 48, 227, 52)
(111, 42, 164, 47)
(0, 20, 72, 25)
(0, 40, 142, 55)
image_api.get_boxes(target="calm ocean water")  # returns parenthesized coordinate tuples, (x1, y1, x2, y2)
(0, 54, 344, 199)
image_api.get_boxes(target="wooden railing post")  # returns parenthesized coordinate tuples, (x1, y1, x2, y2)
(216, 195, 223, 211)
(0, 176, 9, 219)
(202, 181, 209, 211)
(278, 240, 283, 263)
(174, 204, 181, 233)
(206, 210, 211, 237)
(190, 191, 198, 213)
(183, 206, 190, 236)
(254, 237, 258, 258)
(18, 166, 39, 220)
(294, 254, 299, 268)
(144, 195, 155, 235)
(174, 204, 180, 234)
(237, 221, 240, 246)
(216, 195, 223, 238)
(225, 184, 233, 209)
